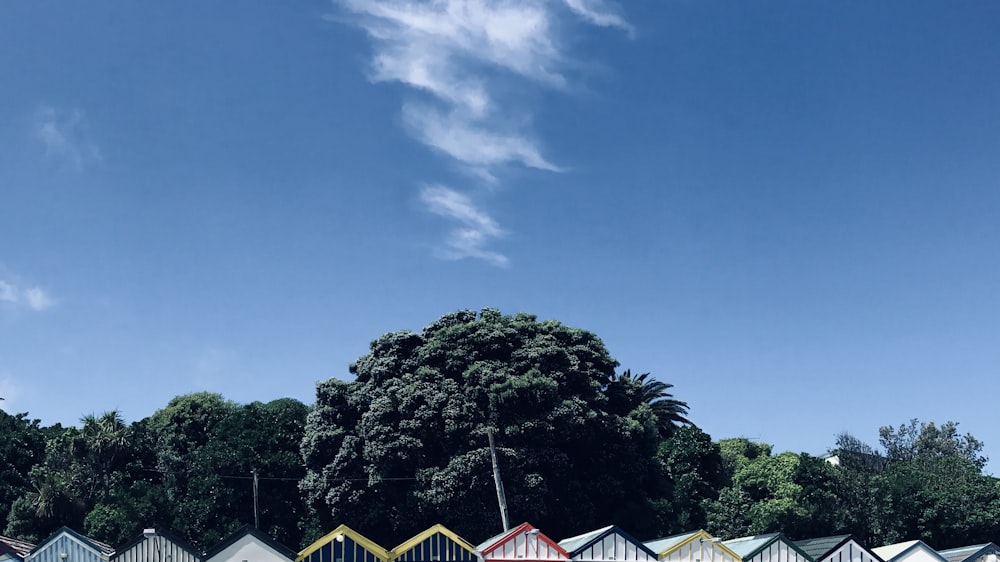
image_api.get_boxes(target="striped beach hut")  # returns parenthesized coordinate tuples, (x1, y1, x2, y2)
(204, 526, 295, 562)
(938, 544, 1000, 562)
(0, 536, 34, 562)
(477, 523, 569, 562)
(645, 530, 739, 562)
(558, 526, 657, 562)
(873, 542, 948, 562)
(795, 536, 882, 562)
(723, 534, 813, 562)
(112, 529, 201, 562)
(298, 525, 389, 562)
(390, 525, 477, 562)
(25, 528, 114, 562)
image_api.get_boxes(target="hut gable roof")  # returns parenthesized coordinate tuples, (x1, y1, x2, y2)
(723, 534, 812, 562)
(203, 525, 295, 562)
(476, 523, 568, 561)
(644, 530, 739, 561)
(28, 527, 114, 560)
(557, 526, 656, 561)
(297, 525, 389, 562)
(938, 544, 1000, 562)
(390, 525, 477, 562)
(873, 542, 947, 562)
(112, 529, 201, 562)
(794, 536, 883, 562)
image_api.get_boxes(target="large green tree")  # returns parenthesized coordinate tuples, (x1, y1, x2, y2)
(0, 410, 48, 535)
(148, 393, 310, 549)
(301, 309, 674, 544)
(707, 439, 844, 540)
(834, 420, 1000, 548)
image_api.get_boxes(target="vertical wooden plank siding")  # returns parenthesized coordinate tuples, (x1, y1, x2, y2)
(395, 535, 475, 562)
(301, 537, 383, 562)
(572, 533, 656, 561)
(114, 537, 200, 562)
(663, 544, 737, 562)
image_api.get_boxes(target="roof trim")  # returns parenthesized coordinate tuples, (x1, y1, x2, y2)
(390, 525, 476, 560)
(297, 525, 390, 562)
(477, 523, 568, 559)
(646, 530, 740, 561)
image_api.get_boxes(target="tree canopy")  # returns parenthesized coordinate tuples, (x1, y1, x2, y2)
(300, 309, 669, 544)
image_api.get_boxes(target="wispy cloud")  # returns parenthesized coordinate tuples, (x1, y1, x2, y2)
(0, 278, 56, 311)
(333, 0, 629, 263)
(33, 105, 101, 169)
(420, 184, 508, 266)
(561, 0, 634, 36)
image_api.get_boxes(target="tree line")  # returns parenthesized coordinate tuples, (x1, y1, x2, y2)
(2, 309, 998, 551)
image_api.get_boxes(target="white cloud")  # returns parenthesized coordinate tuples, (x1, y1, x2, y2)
(561, 0, 634, 36)
(403, 103, 560, 176)
(333, 0, 629, 263)
(33, 105, 101, 169)
(420, 185, 509, 266)
(0, 278, 56, 311)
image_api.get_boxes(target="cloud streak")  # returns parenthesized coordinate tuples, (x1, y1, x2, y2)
(420, 185, 508, 266)
(33, 105, 101, 169)
(335, 0, 629, 263)
(0, 278, 55, 311)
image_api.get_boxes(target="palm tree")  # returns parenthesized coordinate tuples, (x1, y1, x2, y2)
(605, 369, 692, 438)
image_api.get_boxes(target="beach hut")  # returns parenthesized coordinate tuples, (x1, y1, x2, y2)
(25, 528, 114, 562)
(795, 536, 883, 562)
(0, 536, 34, 562)
(558, 526, 657, 562)
(112, 529, 201, 562)
(203, 526, 295, 562)
(645, 530, 739, 562)
(938, 544, 1000, 562)
(477, 523, 569, 562)
(390, 525, 477, 562)
(723, 534, 812, 562)
(872, 542, 948, 562)
(298, 525, 389, 562)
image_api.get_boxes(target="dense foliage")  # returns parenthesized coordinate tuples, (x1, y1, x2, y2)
(300, 309, 680, 543)
(2, 309, 1000, 551)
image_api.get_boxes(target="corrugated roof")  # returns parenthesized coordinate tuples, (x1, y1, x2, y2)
(937, 544, 998, 562)
(0, 536, 35, 559)
(644, 532, 700, 557)
(873, 541, 923, 562)
(794, 536, 853, 561)
(558, 527, 615, 555)
(477, 527, 521, 553)
(724, 535, 781, 559)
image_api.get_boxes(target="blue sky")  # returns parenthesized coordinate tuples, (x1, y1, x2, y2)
(2, 1, 999, 470)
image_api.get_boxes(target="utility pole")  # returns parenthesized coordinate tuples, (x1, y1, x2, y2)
(487, 428, 510, 532)
(252, 469, 259, 528)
